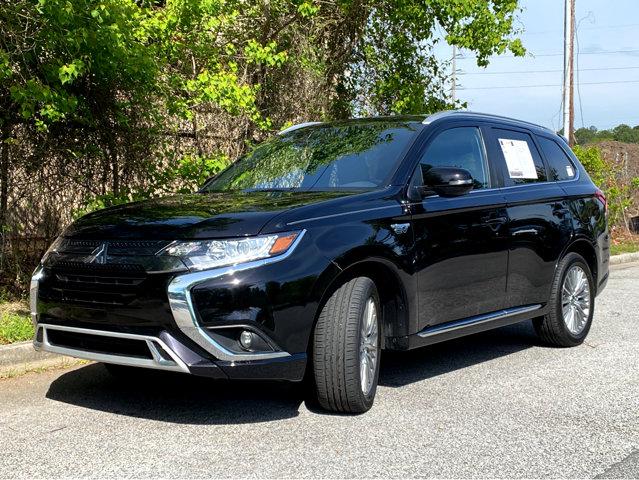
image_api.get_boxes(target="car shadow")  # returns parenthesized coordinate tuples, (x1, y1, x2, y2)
(379, 321, 538, 387)
(46, 364, 306, 424)
(46, 321, 539, 422)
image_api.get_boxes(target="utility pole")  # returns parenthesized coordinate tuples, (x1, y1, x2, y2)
(451, 45, 456, 104)
(563, 0, 575, 145)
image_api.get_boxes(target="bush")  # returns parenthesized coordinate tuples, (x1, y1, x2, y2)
(0, 302, 33, 344)
(573, 145, 638, 228)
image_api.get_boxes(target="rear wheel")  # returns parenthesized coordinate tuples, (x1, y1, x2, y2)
(534, 252, 595, 347)
(311, 277, 381, 413)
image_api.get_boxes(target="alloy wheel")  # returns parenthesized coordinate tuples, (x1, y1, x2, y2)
(359, 297, 379, 395)
(561, 264, 591, 335)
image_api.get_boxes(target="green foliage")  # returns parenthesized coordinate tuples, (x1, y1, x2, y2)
(74, 152, 229, 217)
(610, 239, 639, 256)
(347, 0, 524, 116)
(575, 124, 639, 145)
(0, 303, 33, 345)
(0, 0, 526, 221)
(573, 145, 638, 228)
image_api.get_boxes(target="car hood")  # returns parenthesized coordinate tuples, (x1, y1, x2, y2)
(63, 190, 360, 240)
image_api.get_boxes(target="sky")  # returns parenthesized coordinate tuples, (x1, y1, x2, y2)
(434, 0, 639, 131)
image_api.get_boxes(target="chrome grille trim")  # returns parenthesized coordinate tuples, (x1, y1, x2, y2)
(34, 324, 189, 373)
(167, 230, 306, 362)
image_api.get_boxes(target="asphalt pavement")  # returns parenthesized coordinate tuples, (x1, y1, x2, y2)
(0, 262, 637, 478)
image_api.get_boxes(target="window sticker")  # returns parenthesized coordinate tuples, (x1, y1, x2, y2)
(566, 165, 574, 177)
(498, 138, 538, 179)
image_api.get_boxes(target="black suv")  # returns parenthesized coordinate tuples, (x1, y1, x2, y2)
(31, 111, 609, 413)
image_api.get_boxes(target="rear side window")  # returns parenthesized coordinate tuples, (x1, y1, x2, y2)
(417, 127, 489, 189)
(493, 128, 547, 184)
(538, 137, 577, 181)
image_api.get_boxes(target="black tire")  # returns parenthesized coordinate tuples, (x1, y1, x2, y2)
(311, 277, 381, 414)
(533, 252, 595, 347)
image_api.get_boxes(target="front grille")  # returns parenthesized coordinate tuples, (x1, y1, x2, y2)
(47, 329, 153, 359)
(47, 262, 147, 306)
(57, 239, 170, 256)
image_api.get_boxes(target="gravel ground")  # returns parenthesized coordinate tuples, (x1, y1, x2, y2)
(0, 262, 637, 479)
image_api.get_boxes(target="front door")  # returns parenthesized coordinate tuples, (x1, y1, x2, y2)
(409, 125, 509, 330)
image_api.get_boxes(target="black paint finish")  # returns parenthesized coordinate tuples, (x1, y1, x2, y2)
(35, 112, 609, 381)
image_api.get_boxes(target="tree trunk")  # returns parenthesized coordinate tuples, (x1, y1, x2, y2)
(0, 122, 11, 230)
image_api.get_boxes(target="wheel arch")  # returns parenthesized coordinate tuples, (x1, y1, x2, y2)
(313, 258, 412, 350)
(560, 237, 598, 292)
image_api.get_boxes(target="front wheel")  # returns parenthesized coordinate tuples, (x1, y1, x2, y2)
(311, 277, 381, 413)
(534, 252, 595, 347)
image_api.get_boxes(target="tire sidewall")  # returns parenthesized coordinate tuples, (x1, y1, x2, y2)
(356, 279, 382, 409)
(554, 254, 595, 343)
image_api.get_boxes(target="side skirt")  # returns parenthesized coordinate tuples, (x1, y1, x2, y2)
(386, 304, 546, 351)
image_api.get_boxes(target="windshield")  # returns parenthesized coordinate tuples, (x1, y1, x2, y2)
(203, 120, 421, 192)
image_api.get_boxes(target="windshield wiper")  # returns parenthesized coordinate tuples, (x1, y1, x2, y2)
(242, 187, 299, 193)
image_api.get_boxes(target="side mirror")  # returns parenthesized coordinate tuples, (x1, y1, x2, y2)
(420, 166, 474, 197)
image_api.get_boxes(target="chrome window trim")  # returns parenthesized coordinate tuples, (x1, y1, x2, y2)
(34, 323, 190, 373)
(432, 175, 581, 198)
(277, 122, 322, 135)
(167, 230, 307, 362)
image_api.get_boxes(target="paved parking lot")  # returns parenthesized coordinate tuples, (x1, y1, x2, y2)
(0, 262, 637, 478)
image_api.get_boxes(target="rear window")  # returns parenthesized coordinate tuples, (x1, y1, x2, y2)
(493, 128, 547, 185)
(538, 137, 577, 181)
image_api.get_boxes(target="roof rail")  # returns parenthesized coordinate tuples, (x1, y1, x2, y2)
(422, 110, 553, 133)
(277, 121, 323, 135)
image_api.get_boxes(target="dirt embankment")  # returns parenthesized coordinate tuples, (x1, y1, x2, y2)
(592, 141, 639, 225)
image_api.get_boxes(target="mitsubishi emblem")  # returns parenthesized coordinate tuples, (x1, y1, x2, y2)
(88, 242, 108, 264)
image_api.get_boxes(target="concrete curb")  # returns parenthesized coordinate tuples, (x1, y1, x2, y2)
(0, 341, 83, 378)
(609, 252, 639, 265)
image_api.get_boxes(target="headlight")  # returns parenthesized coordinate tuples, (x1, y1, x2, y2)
(161, 231, 304, 271)
(41, 236, 64, 263)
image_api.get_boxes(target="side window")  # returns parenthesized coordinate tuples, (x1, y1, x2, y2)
(493, 128, 547, 184)
(416, 127, 489, 189)
(538, 137, 577, 181)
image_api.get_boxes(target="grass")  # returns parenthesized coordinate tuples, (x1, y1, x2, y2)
(610, 239, 639, 256)
(0, 301, 34, 345)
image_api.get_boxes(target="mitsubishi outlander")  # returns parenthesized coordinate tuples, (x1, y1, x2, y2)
(31, 111, 609, 413)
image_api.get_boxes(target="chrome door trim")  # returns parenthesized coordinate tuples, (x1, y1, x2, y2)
(417, 304, 542, 338)
(166, 231, 306, 362)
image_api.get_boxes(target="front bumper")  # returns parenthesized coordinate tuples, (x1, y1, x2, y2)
(33, 322, 306, 380)
(29, 233, 320, 381)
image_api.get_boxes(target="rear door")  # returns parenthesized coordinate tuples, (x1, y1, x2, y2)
(409, 123, 510, 330)
(484, 126, 572, 308)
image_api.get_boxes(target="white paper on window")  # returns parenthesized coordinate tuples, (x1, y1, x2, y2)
(498, 138, 538, 179)
(566, 165, 574, 177)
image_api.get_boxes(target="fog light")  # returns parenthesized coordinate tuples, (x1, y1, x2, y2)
(239, 330, 254, 351)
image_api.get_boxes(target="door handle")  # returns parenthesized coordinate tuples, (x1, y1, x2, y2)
(513, 228, 539, 236)
(481, 215, 508, 225)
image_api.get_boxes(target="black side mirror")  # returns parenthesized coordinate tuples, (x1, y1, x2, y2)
(420, 166, 474, 197)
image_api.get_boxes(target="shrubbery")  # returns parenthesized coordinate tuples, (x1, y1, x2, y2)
(573, 145, 639, 229)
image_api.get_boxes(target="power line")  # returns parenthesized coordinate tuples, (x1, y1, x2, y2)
(458, 49, 639, 59)
(458, 79, 639, 90)
(459, 66, 639, 75)
(537, 49, 639, 57)
(522, 22, 639, 36)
